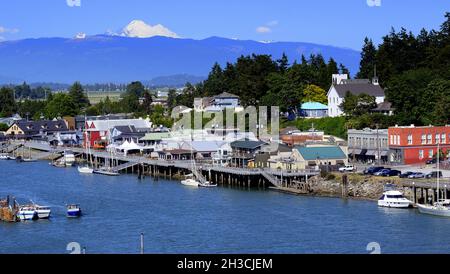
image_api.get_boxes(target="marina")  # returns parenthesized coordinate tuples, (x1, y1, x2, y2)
(3, 160, 450, 254)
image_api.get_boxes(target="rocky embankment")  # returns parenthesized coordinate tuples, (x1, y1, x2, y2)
(280, 173, 407, 201)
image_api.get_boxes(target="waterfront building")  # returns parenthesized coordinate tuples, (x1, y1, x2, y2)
(49, 131, 80, 146)
(84, 118, 152, 148)
(327, 74, 385, 117)
(388, 125, 450, 165)
(230, 139, 266, 168)
(74, 114, 133, 131)
(268, 145, 348, 171)
(5, 119, 68, 140)
(299, 102, 328, 118)
(180, 141, 231, 161)
(111, 125, 148, 143)
(347, 128, 389, 164)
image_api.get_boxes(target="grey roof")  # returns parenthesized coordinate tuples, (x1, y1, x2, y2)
(333, 83, 385, 98)
(114, 125, 137, 134)
(214, 92, 240, 99)
(14, 120, 68, 135)
(372, 101, 393, 111)
(231, 139, 266, 150)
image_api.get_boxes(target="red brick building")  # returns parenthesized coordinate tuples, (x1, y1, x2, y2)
(388, 125, 450, 165)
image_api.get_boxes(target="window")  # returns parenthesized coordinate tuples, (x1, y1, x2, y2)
(442, 134, 446, 144)
(419, 150, 424, 159)
(390, 135, 394, 145)
(427, 134, 432, 144)
(407, 134, 413, 145)
(429, 149, 434, 159)
(396, 135, 400, 145)
(436, 134, 440, 144)
(421, 135, 426, 145)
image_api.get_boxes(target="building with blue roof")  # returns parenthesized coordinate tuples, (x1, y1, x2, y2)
(299, 102, 328, 118)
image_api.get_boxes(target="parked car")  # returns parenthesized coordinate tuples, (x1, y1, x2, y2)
(399, 171, 415, 178)
(339, 165, 355, 172)
(374, 169, 391, 176)
(425, 171, 443, 178)
(426, 159, 437, 165)
(408, 172, 425, 179)
(382, 170, 402, 177)
(364, 166, 385, 175)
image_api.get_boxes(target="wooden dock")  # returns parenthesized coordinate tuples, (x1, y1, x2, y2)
(18, 141, 320, 188)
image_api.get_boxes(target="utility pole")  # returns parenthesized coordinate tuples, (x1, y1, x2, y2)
(376, 124, 381, 165)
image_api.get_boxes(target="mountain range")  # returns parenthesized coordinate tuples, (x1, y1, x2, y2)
(0, 35, 360, 85)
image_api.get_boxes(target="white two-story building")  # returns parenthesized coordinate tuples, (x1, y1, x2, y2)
(327, 74, 385, 117)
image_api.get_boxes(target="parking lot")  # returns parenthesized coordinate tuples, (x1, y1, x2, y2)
(351, 163, 450, 178)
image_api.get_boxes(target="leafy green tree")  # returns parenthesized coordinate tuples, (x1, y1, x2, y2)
(0, 123, 9, 131)
(44, 93, 78, 118)
(121, 81, 146, 113)
(302, 84, 327, 104)
(339, 92, 377, 117)
(68, 81, 90, 109)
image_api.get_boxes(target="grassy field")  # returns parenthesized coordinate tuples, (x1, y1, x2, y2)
(87, 91, 123, 104)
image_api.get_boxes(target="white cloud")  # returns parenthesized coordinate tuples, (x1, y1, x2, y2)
(256, 20, 278, 34)
(120, 20, 179, 38)
(0, 26, 19, 34)
(266, 20, 279, 27)
(256, 26, 271, 34)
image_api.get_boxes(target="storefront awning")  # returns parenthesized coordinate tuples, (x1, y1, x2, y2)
(366, 150, 376, 156)
(349, 149, 362, 155)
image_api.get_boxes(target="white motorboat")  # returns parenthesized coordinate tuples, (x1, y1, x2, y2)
(0, 154, 8, 160)
(34, 205, 51, 219)
(18, 206, 37, 221)
(181, 175, 199, 187)
(78, 166, 94, 174)
(378, 190, 412, 208)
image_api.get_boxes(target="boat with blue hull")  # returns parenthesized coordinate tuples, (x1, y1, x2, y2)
(67, 204, 82, 218)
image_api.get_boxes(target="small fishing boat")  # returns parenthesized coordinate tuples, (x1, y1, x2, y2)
(67, 204, 82, 218)
(94, 167, 119, 176)
(18, 205, 37, 221)
(198, 181, 218, 188)
(0, 154, 8, 160)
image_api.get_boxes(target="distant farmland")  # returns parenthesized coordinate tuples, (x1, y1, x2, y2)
(87, 91, 123, 104)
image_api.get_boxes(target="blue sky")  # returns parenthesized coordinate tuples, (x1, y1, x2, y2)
(0, 0, 448, 50)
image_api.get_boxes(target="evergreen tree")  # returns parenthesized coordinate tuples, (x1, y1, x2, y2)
(356, 37, 377, 79)
(68, 81, 90, 109)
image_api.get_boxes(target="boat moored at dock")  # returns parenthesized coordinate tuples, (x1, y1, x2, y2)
(378, 190, 412, 208)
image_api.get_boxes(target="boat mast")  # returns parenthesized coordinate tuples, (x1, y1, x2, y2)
(437, 142, 440, 204)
